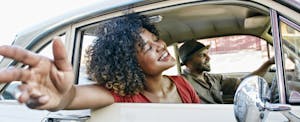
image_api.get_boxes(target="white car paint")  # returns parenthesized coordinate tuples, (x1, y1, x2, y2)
(88, 103, 290, 122)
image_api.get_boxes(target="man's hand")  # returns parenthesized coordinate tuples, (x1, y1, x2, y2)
(267, 56, 275, 65)
(0, 37, 75, 111)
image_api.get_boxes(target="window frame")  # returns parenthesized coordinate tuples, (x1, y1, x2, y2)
(279, 15, 300, 104)
(270, 9, 300, 104)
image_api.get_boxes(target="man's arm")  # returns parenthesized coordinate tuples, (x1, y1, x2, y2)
(241, 57, 275, 81)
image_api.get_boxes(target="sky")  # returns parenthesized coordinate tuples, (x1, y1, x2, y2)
(0, 0, 104, 45)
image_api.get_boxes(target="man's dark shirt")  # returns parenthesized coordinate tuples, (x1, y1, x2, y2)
(182, 70, 240, 104)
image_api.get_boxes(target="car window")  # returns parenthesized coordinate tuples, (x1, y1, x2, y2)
(179, 35, 274, 74)
(0, 34, 66, 100)
(38, 34, 66, 59)
(280, 20, 300, 103)
(77, 27, 177, 85)
(78, 34, 98, 85)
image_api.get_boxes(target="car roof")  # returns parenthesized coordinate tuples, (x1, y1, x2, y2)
(12, 0, 300, 48)
(150, 2, 270, 45)
(79, 0, 272, 45)
(12, 0, 164, 48)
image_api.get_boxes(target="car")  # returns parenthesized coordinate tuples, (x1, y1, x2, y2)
(0, 0, 299, 122)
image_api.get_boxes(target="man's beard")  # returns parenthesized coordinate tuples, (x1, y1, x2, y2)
(202, 64, 211, 72)
(195, 62, 210, 72)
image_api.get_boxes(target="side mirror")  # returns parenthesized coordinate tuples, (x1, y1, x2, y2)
(234, 76, 291, 122)
(295, 60, 300, 80)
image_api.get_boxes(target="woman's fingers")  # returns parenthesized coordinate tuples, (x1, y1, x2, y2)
(0, 45, 46, 84)
(17, 84, 50, 109)
(26, 95, 50, 109)
(29, 88, 43, 98)
(0, 67, 31, 83)
(17, 84, 31, 103)
(52, 37, 72, 71)
(0, 37, 73, 110)
(18, 92, 30, 103)
(51, 38, 74, 92)
(38, 95, 50, 104)
(0, 45, 41, 67)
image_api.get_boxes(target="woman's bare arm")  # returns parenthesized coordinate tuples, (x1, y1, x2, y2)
(0, 37, 114, 111)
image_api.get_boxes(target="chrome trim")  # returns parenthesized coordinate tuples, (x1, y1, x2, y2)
(270, 9, 287, 103)
(279, 16, 300, 31)
(281, 111, 300, 122)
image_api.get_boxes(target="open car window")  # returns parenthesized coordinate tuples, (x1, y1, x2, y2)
(77, 26, 178, 85)
(76, 18, 275, 104)
(180, 35, 274, 74)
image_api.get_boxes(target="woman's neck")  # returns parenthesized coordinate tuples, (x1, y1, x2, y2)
(144, 74, 170, 94)
(143, 74, 181, 103)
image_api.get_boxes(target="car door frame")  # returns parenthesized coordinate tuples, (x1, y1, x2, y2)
(69, 0, 300, 122)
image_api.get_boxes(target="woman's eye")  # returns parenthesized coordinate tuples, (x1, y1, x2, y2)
(143, 44, 152, 52)
(152, 35, 159, 42)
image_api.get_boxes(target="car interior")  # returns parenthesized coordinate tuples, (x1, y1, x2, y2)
(78, 1, 277, 104)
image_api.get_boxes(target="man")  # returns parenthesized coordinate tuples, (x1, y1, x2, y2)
(179, 39, 274, 104)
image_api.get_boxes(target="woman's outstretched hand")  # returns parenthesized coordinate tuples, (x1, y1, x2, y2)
(0, 37, 75, 111)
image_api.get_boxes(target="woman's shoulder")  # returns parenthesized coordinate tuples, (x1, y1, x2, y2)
(166, 75, 184, 79)
(165, 75, 201, 103)
(110, 90, 150, 103)
(165, 75, 189, 85)
(166, 75, 184, 80)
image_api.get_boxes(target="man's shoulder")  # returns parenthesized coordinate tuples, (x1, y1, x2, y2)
(180, 71, 223, 79)
(204, 72, 223, 78)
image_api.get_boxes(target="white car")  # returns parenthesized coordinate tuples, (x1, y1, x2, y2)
(0, 0, 299, 122)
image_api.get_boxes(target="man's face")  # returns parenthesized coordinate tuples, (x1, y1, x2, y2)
(188, 49, 211, 72)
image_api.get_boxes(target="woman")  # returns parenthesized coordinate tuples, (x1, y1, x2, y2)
(0, 13, 200, 111)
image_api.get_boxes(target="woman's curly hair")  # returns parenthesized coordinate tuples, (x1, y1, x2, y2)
(86, 13, 159, 96)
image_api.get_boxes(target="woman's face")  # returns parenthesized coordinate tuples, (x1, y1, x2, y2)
(136, 28, 175, 76)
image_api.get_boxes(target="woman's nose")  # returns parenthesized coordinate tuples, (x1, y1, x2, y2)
(152, 40, 166, 51)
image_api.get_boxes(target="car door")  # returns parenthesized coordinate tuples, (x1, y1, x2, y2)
(69, 1, 288, 122)
(77, 1, 299, 122)
(269, 8, 300, 121)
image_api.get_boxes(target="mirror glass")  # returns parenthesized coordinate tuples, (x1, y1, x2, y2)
(234, 76, 270, 122)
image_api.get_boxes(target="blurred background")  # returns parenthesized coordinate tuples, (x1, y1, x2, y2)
(0, 0, 104, 45)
